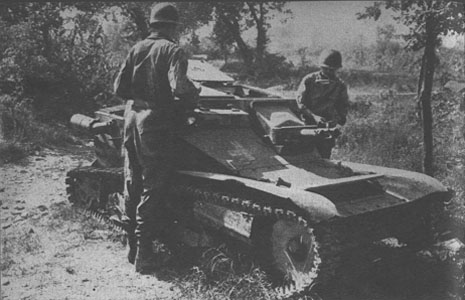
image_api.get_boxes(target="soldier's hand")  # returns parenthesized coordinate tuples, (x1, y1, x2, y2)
(313, 115, 326, 124)
(186, 116, 196, 126)
(333, 124, 343, 137)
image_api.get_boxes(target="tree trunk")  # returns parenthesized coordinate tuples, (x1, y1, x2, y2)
(218, 14, 254, 73)
(419, 17, 437, 176)
(248, 2, 267, 72)
(416, 55, 425, 122)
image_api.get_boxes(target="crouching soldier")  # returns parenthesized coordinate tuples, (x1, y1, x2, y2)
(296, 49, 349, 159)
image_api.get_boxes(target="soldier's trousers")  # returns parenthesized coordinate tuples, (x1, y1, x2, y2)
(123, 100, 174, 241)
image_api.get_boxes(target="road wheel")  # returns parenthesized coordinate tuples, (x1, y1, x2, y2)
(252, 217, 321, 296)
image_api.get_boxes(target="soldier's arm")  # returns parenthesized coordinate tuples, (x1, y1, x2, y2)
(296, 76, 325, 124)
(168, 48, 199, 110)
(114, 50, 134, 99)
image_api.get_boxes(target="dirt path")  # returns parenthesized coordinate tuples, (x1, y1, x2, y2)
(1, 147, 177, 300)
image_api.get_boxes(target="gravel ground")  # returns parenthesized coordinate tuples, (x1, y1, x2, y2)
(0, 147, 177, 300)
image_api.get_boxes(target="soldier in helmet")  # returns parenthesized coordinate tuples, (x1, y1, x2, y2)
(296, 49, 349, 159)
(114, 3, 200, 274)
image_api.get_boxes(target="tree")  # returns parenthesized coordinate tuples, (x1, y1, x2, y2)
(358, 0, 464, 176)
(375, 24, 402, 71)
(212, 2, 291, 75)
(114, 2, 213, 42)
(0, 2, 120, 119)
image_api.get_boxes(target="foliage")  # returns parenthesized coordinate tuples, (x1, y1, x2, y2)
(335, 94, 424, 171)
(0, 3, 117, 121)
(357, 0, 464, 50)
(0, 142, 27, 164)
(374, 24, 411, 71)
(212, 2, 292, 75)
(431, 89, 465, 197)
(0, 93, 77, 163)
(357, 0, 464, 176)
(0, 95, 35, 142)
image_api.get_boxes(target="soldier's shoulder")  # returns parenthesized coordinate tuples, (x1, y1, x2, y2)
(159, 39, 183, 56)
(302, 71, 319, 83)
(308, 71, 320, 78)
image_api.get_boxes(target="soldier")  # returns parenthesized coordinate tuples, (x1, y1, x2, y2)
(114, 3, 199, 274)
(296, 49, 349, 159)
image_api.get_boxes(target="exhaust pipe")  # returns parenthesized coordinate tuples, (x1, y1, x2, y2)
(70, 114, 114, 135)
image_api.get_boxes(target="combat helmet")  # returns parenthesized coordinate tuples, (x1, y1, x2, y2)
(149, 3, 180, 25)
(319, 49, 342, 69)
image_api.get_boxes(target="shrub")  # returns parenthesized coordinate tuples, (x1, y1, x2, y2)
(0, 94, 77, 163)
(0, 95, 36, 142)
(0, 142, 27, 164)
(335, 94, 423, 172)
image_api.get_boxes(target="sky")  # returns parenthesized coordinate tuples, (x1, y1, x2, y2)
(268, 1, 463, 52)
(200, 1, 463, 56)
(268, 1, 399, 52)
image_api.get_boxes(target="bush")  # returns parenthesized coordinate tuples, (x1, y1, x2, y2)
(0, 95, 36, 142)
(0, 142, 27, 164)
(0, 94, 77, 163)
(335, 94, 423, 172)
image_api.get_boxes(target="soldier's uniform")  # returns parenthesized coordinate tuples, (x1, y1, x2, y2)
(114, 3, 199, 274)
(296, 49, 349, 158)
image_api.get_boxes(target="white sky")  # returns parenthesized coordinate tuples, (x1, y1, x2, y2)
(270, 1, 463, 51)
(198, 1, 463, 53)
(268, 1, 398, 52)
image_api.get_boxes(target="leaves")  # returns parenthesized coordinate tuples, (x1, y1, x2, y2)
(358, 0, 464, 50)
(210, 2, 291, 75)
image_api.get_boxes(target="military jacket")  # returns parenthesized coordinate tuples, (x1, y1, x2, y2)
(296, 71, 349, 125)
(114, 32, 199, 129)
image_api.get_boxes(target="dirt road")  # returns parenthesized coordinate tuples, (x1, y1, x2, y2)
(1, 147, 177, 300)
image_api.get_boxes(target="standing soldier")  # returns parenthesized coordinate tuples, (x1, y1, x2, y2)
(114, 3, 199, 274)
(296, 49, 349, 159)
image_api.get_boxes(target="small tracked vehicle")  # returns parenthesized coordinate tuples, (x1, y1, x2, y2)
(66, 59, 453, 297)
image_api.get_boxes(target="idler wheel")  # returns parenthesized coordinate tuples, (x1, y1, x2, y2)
(252, 217, 321, 296)
(271, 219, 321, 291)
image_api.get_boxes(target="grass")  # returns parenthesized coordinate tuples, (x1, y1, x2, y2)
(173, 253, 277, 300)
(334, 93, 424, 171)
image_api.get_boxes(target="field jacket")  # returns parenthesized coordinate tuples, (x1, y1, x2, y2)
(114, 32, 199, 130)
(296, 71, 349, 126)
